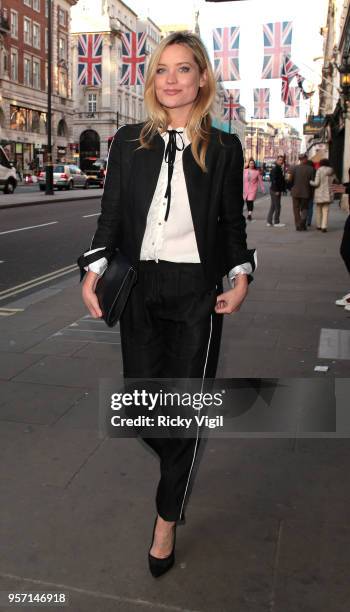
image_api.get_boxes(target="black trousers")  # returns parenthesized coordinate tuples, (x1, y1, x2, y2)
(340, 214, 350, 275)
(119, 260, 223, 521)
(267, 190, 281, 224)
(245, 199, 254, 213)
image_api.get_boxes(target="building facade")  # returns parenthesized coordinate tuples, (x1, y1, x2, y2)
(0, 0, 77, 174)
(70, 0, 162, 168)
(245, 120, 301, 167)
(313, 0, 350, 187)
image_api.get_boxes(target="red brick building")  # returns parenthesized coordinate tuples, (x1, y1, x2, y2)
(0, 0, 77, 174)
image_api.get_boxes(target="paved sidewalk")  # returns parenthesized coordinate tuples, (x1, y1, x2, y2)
(0, 188, 103, 210)
(0, 194, 350, 611)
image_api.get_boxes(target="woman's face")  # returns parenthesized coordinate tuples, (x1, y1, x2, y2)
(249, 161, 255, 169)
(154, 43, 207, 114)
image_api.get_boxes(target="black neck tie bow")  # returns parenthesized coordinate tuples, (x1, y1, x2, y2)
(163, 129, 185, 222)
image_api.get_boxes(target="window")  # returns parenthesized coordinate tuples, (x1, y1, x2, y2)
(45, 28, 48, 51)
(33, 59, 40, 89)
(24, 18, 32, 45)
(24, 57, 32, 86)
(33, 0, 40, 11)
(58, 36, 66, 60)
(58, 68, 67, 97)
(45, 62, 48, 91)
(10, 10, 18, 38)
(23, 0, 32, 6)
(10, 48, 18, 81)
(33, 23, 40, 49)
(88, 93, 97, 113)
(45, 0, 49, 18)
(58, 8, 65, 26)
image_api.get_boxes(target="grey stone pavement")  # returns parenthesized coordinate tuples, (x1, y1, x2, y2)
(1, 193, 350, 611)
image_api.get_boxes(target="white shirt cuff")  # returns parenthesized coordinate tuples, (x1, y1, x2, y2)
(227, 251, 258, 287)
(83, 247, 108, 276)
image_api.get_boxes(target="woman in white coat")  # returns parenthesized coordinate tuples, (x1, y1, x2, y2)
(310, 159, 335, 232)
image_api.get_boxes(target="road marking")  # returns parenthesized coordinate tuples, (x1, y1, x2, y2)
(0, 221, 58, 235)
(0, 264, 77, 301)
(82, 213, 100, 218)
(0, 307, 24, 316)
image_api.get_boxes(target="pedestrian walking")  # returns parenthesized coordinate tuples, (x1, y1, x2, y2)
(332, 170, 350, 310)
(289, 153, 314, 231)
(310, 159, 335, 233)
(77, 31, 256, 578)
(266, 155, 286, 227)
(306, 160, 316, 227)
(243, 159, 265, 221)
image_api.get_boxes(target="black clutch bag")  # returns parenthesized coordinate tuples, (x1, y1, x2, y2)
(95, 250, 137, 327)
(77, 249, 137, 327)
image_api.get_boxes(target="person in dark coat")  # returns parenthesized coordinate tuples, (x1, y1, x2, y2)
(77, 31, 256, 577)
(332, 169, 350, 310)
(266, 155, 286, 227)
(289, 153, 315, 230)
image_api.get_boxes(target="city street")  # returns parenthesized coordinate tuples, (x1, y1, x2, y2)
(1, 190, 350, 611)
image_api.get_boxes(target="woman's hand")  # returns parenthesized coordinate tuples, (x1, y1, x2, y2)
(332, 184, 346, 194)
(81, 270, 103, 318)
(215, 274, 248, 315)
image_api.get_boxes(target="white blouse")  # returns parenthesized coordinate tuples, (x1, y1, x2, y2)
(84, 126, 256, 285)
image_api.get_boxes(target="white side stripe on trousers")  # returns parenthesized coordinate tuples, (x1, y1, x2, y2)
(178, 314, 213, 520)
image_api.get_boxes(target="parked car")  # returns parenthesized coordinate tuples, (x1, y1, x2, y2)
(0, 146, 17, 194)
(38, 164, 89, 191)
(84, 158, 107, 188)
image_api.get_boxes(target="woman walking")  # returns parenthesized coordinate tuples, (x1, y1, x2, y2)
(243, 159, 265, 221)
(310, 158, 335, 232)
(78, 32, 256, 577)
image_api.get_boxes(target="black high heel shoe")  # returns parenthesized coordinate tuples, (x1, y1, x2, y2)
(148, 516, 177, 578)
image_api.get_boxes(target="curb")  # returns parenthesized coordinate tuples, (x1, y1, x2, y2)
(0, 192, 101, 210)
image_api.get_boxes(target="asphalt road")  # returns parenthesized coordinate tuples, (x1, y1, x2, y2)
(0, 196, 101, 302)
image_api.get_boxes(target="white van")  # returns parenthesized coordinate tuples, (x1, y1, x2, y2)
(0, 146, 17, 194)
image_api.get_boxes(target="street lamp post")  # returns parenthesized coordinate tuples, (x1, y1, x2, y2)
(45, 0, 54, 195)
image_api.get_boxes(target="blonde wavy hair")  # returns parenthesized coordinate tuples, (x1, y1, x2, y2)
(139, 32, 217, 172)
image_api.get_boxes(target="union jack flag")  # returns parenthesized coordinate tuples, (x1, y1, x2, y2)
(285, 87, 301, 117)
(253, 88, 270, 119)
(78, 34, 103, 86)
(120, 31, 147, 86)
(213, 27, 240, 81)
(281, 55, 299, 104)
(261, 21, 293, 79)
(223, 89, 241, 121)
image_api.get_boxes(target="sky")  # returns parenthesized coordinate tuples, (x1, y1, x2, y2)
(128, 0, 329, 133)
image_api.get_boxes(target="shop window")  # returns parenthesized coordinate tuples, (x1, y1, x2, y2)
(10, 106, 28, 131)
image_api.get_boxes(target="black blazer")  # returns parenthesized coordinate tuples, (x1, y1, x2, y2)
(80, 122, 256, 289)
